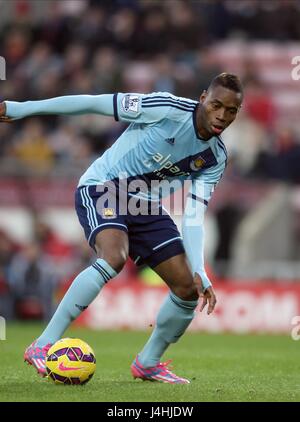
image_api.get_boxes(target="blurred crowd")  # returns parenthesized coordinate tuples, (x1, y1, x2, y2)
(0, 218, 138, 320)
(1, 0, 300, 319)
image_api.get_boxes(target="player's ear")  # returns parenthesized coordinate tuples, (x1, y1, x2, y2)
(234, 104, 242, 115)
(199, 90, 207, 104)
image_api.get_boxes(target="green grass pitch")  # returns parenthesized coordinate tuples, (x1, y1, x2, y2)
(0, 322, 299, 402)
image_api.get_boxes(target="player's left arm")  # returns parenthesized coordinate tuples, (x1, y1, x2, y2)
(182, 162, 225, 314)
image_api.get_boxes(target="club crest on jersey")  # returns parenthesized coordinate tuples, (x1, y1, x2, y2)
(102, 208, 117, 219)
(122, 94, 140, 113)
(190, 156, 206, 171)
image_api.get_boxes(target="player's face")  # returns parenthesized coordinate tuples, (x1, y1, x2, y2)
(197, 85, 242, 140)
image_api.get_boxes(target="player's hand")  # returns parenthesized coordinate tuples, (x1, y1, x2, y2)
(0, 102, 12, 122)
(199, 286, 217, 315)
(194, 273, 217, 315)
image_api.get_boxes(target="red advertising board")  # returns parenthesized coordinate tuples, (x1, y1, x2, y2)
(76, 280, 300, 334)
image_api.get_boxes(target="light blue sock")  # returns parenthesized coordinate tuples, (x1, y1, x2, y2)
(138, 291, 198, 368)
(36, 259, 117, 347)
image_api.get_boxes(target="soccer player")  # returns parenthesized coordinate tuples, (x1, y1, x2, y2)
(0, 73, 243, 384)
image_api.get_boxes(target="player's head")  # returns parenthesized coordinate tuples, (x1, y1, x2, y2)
(197, 73, 243, 139)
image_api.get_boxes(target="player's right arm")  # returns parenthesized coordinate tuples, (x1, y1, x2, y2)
(0, 92, 196, 123)
(0, 95, 115, 121)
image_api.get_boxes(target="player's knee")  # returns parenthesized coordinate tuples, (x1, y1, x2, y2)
(173, 282, 199, 301)
(98, 249, 128, 273)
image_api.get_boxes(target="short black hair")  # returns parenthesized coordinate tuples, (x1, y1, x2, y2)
(208, 73, 243, 96)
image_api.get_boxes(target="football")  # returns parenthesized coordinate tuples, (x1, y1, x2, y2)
(45, 338, 96, 385)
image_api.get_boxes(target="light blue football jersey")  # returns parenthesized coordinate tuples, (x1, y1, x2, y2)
(4, 91, 226, 288)
(78, 92, 227, 202)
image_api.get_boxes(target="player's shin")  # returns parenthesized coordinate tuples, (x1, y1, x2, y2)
(138, 291, 198, 368)
(36, 258, 117, 347)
